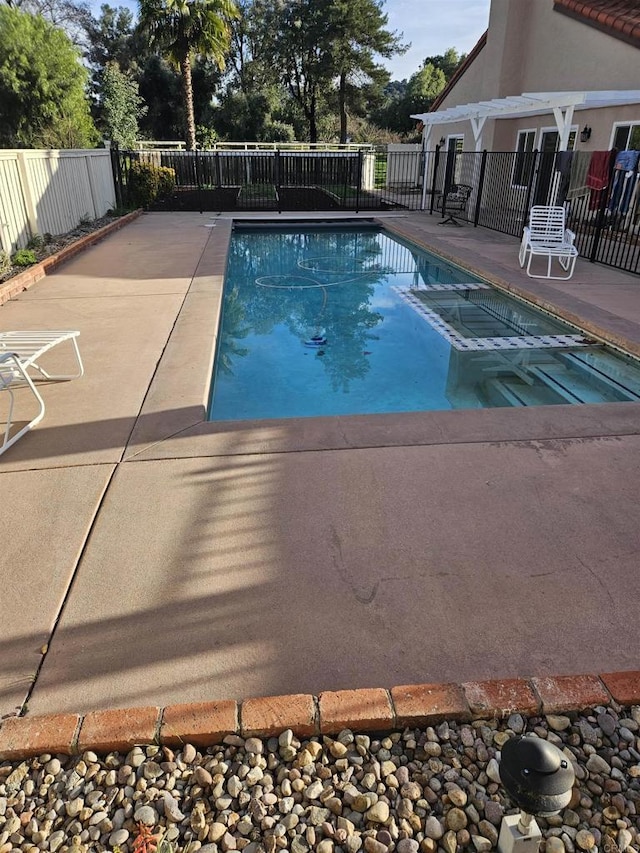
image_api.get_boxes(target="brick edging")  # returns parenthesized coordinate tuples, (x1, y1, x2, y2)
(0, 209, 143, 307)
(0, 670, 637, 761)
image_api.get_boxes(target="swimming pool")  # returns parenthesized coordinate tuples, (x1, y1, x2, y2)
(208, 224, 640, 420)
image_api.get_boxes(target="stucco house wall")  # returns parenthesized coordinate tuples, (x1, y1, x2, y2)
(428, 0, 640, 153)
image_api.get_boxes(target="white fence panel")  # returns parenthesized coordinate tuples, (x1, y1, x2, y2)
(0, 153, 30, 255)
(87, 153, 117, 215)
(386, 144, 422, 187)
(0, 149, 116, 254)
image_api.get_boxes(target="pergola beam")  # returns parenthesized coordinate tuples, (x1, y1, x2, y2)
(410, 89, 640, 151)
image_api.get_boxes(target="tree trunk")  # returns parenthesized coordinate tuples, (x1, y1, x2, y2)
(180, 51, 197, 151)
(339, 72, 348, 144)
(309, 92, 317, 143)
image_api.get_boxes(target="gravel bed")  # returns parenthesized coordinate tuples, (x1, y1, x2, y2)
(0, 705, 639, 853)
(0, 215, 125, 286)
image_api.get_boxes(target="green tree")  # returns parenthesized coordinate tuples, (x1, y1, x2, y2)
(423, 48, 465, 81)
(262, 0, 334, 143)
(227, 0, 279, 94)
(0, 5, 98, 147)
(138, 0, 239, 150)
(371, 48, 465, 137)
(86, 4, 146, 79)
(137, 54, 183, 139)
(240, 0, 404, 144)
(405, 63, 447, 112)
(190, 55, 225, 129)
(4, 0, 93, 47)
(221, 0, 296, 140)
(212, 89, 294, 142)
(327, 0, 405, 143)
(101, 61, 147, 147)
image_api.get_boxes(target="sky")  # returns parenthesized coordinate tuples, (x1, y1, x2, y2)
(383, 0, 491, 81)
(88, 0, 492, 84)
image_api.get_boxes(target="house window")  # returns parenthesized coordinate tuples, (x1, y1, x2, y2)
(612, 123, 640, 151)
(513, 130, 536, 187)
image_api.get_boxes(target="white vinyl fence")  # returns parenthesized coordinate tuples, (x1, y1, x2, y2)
(386, 144, 423, 187)
(0, 149, 116, 254)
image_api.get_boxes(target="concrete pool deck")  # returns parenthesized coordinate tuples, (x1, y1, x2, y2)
(1, 210, 640, 732)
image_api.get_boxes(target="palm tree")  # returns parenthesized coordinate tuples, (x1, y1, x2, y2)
(138, 0, 238, 150)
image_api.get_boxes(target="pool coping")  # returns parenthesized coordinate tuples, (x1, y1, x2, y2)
(0, 669, 638, 760)
(123, 214, 640, 464)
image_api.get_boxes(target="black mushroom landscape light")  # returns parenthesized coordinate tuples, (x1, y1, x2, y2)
(497, 734, 576, 853)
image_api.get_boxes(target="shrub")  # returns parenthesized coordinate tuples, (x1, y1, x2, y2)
(26, 234, 44, 251)
(0, 250, 10, 274)
(157, 166, 176, 199)
(12, 248, 37, 267)
(196, 124, 218, 149)
(127, 161, 176, 208)
(261, 121, 296, 143)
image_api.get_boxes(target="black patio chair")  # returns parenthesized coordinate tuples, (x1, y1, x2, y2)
(436, 183, 473, 226)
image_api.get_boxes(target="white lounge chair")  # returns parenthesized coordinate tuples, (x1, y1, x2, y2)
(0, 330, 83, 456)
(519, 206, 578, 280)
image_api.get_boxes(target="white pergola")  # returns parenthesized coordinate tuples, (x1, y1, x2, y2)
(411, 90, 640, 152)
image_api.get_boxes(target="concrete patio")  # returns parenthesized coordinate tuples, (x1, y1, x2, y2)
(1, 210, 639, 722)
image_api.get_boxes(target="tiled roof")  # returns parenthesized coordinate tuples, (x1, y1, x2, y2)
(553, 0, 640, 48)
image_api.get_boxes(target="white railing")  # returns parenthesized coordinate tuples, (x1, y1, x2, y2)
(135, 140, 186, 150)
(135, 140, 375, 152)
(0, 149, 116, 253)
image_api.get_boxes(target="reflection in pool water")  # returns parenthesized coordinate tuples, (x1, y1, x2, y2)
(208, 226, 640, 420)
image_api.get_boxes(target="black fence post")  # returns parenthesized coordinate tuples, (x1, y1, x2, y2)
(215, 150, 222, 190)
(419, 147, 428, 210)
(474, 150, 488, 227)
(430, 146, 441, 214)
(110, 145, 123, 210)
(355, 150, 362, 214)
(275, 150, 282, 214)
(194, 148, 203, 213)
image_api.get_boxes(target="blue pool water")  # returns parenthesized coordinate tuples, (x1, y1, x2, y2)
(208, 224, 640, 420)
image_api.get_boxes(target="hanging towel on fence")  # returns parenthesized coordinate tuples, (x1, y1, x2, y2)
(608, 171, 635, 214)
(586, 150, 614, 210)
(613, 149, 640, 172)
(607, 151, 639, 214)
(567, 150, 591, 200)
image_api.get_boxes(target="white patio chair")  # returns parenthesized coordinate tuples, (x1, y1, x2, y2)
(0, 330, 83, 456)
(519, 206, 578, 280)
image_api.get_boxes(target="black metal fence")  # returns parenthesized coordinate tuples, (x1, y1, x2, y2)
(111, 146, 639, 275)
(425, 147, 639, 275)
(112, 148, 391, 213)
